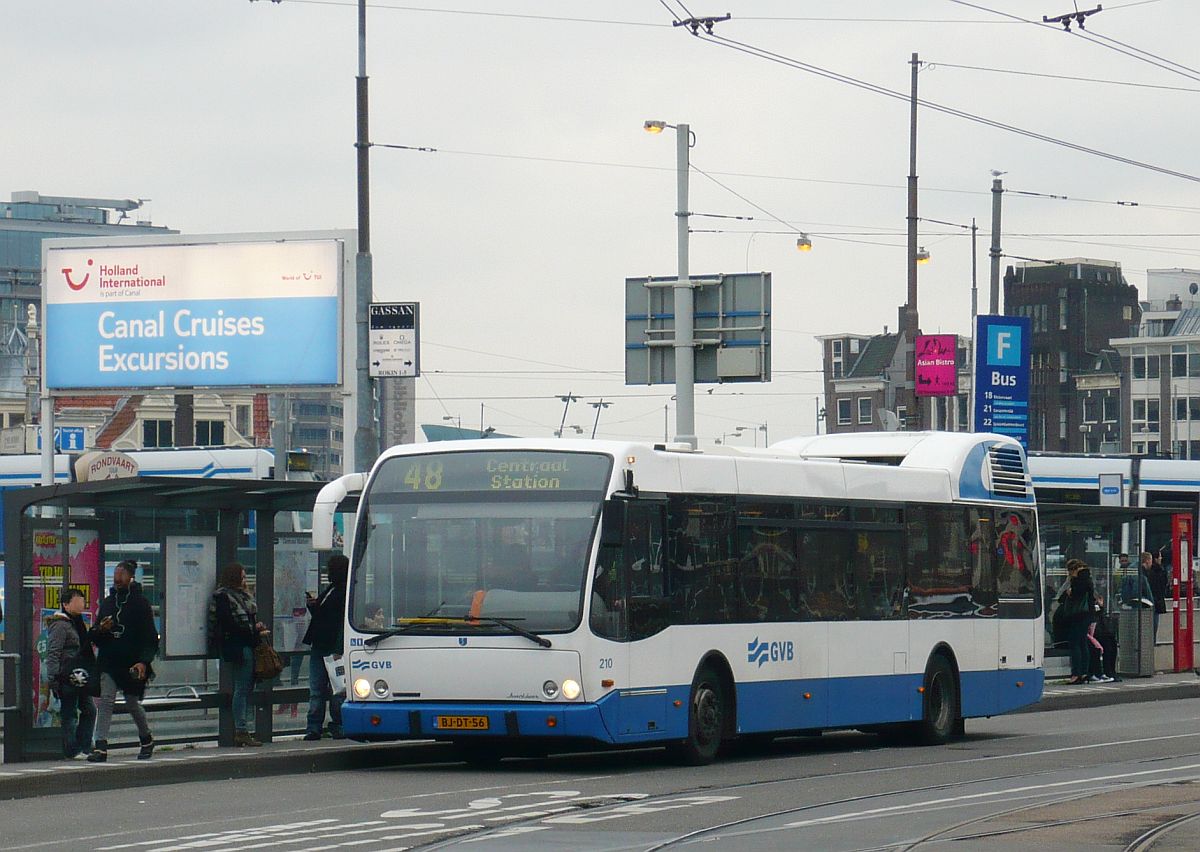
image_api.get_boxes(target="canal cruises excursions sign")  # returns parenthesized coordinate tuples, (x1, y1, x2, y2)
(44, 239, 341, 389)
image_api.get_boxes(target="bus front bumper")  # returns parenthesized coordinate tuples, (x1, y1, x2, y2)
(341, 700, 618, 744)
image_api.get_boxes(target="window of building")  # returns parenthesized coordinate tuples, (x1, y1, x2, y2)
(1176, 398, 1188, 422)
(831, 340, 844, 379)
(143, 419, 174, 448)
(896, 405, 907, 430)
(1059, 289, 1068, 330)
(849, 338, 860, 354)
(957, 394, 969, 430)
(1059, 350, 1069, 384)
(837, 399, 851, 425)
(235, 405, 251, 437)
(1083, 397, 1099, 423)
(195, 420, 225, 446)
(1059, 407, 1067, 441)
(858, 397, 872, 425)
(8, 412, 23, 427)
(1133, 441, 1146, 455)
(1103, 395, 1119, 422)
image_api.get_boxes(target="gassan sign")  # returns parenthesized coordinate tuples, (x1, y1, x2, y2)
(44, 239, 341, 390)
(973, 315, 1032, 447)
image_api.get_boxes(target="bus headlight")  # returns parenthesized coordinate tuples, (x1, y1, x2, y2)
(562, 679, 581, 700)
(373, 679, 390, 698)
(353, 677, 371, 700)
(542, 680, 559, 699)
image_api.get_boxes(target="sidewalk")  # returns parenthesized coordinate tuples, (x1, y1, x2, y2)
(2, 673, 1198, 802)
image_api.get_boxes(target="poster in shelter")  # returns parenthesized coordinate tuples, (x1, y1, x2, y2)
(274, 535, 318, 655)
(164, 536, 217, 657)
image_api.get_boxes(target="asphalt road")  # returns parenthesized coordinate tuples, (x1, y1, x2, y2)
(3, 698, 1200, 851)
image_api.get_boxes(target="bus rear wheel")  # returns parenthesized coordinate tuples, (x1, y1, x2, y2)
(668, 665, 726, 766)
(916, 656, 959, 745)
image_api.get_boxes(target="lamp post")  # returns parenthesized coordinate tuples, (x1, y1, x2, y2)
(442, 414, 461, 435)
(589, 398, 611, 439)
(554, 425, 584, 438)
(645, 119, 696, 448)
(557, 393, 579, 439)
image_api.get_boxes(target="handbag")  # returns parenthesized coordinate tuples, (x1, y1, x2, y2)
(252, 641, 284, 681)
(58, 654, 100, 696)
(323, 654, 346, 694)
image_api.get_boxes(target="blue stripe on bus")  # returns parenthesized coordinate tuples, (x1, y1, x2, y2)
(340, 668, 1043, 744)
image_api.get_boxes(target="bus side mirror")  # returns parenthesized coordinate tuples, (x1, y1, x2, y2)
(600, 498, 626, 548)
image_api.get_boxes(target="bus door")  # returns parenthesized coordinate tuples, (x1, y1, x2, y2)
(613, 499, 669, 738)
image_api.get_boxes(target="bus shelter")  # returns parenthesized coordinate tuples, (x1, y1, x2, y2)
(1037, 503, 1186, 676)
(1, 476, 355, 763)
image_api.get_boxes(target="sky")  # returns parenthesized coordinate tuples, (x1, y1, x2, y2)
(8, 0, 1200, 448)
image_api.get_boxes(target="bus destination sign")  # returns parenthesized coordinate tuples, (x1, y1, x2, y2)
(376, 452, 611, 495)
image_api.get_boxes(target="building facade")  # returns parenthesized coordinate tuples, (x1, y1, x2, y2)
(1003, 258, 1140, 453)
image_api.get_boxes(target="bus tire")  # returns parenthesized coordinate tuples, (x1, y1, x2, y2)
(916, 655, 959, 745)
(667, 665, 726, 766)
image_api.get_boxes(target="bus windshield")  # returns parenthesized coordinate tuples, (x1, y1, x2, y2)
(350, 450, 612, 635)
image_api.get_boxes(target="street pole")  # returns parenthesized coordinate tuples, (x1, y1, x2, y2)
(989, 177, 1004, 315)
(353, 0, 379, 474)
(970, 217, 978, 324)
(674, 124, 696, 448)
(589, 398, 611, 439)
(906, 53, 922, 431)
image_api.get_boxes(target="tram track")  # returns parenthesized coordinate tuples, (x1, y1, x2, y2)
(409, 737, 1200, 850)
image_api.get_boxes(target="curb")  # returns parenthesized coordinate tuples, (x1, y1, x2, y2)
(1016, 679, 1200, 714)
(0, 739, 450, 802)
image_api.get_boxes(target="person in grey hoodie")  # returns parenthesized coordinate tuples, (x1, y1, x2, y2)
(44, 588, 97, 759)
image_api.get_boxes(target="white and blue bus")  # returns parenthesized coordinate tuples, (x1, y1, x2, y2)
(317, 431, 1043, 764)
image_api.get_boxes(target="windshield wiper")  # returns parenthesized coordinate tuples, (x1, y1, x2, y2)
(463, 616, 552, 648)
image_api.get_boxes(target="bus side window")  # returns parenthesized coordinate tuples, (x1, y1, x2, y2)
(627, 502, 668, 640)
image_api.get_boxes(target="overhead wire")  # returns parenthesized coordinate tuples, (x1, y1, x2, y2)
(690, 28, 1200, 183)
(925, 61, 1200, 93)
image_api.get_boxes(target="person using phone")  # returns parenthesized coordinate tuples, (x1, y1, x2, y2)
(207, 562, 270, 747)
(302, 554, 348, 740)
(87, 560, 158, 762)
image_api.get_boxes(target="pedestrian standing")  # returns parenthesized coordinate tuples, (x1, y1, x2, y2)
(208, 562, 270, 747)
(44, 588, 98, 759)
(303, 554, 348, 740)
(87, 560, 158, 762)
(1060, 559, 1096, 685)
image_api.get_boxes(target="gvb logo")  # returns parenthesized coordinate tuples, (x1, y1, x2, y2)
(351, 659, 393, 670)
(747, 637, 794, 668)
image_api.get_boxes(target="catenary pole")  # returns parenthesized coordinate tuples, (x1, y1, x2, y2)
(674, 124, 696, 448)
(989, 177, 1004, 315)
(354, 0, 378, 473)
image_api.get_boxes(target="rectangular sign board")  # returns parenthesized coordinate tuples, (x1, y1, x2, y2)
(369, 302, 420, 378)
(914, 334, 957, 397)
(34, 426, 88, 452)
(973, 314, 1032, 447)
(44, 239, 342, 390)
(625, 272, 770, 385)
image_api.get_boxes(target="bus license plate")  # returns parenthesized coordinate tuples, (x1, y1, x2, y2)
(436, 715, 489, 731)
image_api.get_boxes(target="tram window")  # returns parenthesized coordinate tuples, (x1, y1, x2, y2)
(795, 528, 853, 621)
(851, 528, 905, 620)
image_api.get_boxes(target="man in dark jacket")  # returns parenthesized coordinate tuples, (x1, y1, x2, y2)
(303, 554, 347, 740)
(87, 560, 159, 762)
(45, 588, 98, 758)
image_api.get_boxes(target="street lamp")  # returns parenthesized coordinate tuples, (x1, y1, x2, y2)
(796, 233, 813, 252)
(554, 425, 584, 437)
(645, 118, 697, 448)
(589, 398, 611, 439)
(441, 414, 461, 432)
(916, 246, 931, 264)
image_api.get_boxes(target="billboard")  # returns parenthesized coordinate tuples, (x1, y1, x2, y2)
(44, 239, 341, 389)
(914, 334, 957, 397)
(973, 315, 1032, 447)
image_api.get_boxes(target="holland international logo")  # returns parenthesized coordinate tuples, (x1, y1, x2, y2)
(747, 637, 795, 668)
(62, 258, 94, 291)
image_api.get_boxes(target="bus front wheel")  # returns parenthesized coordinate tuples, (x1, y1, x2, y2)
(916, 656, 960, 745)
(668, 665, 726, 766)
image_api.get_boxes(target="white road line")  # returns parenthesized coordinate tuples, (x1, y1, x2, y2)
(96, 821, 340, 850)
